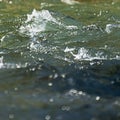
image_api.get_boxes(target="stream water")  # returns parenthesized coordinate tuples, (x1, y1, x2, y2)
(0, 0, 120, 119)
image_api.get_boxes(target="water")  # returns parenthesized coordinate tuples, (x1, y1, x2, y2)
(0, 0, 120, 119)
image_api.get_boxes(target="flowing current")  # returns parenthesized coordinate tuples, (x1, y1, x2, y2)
(0, 1, 120, 120)
(19, 9, 120, 61)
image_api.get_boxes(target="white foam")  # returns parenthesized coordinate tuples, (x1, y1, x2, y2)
(71, 48, 92, 60)
(69, 48, 120, 61)
(64, 47, 75, 52)
(105, 24, 120, 34)
(27, 9, 57, 23)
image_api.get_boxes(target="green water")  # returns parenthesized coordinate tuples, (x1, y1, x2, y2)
(0, 0, 120, 120)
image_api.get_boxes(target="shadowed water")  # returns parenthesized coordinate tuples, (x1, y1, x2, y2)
(0, 0, 120, 120)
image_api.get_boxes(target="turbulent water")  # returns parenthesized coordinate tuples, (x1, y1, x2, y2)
(0, 0, 120, 120)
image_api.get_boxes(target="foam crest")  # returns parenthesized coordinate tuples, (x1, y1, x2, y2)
(19, 9, 59, 38)
(71, 48, 92, 60)
(25, 9, 57, 23)
(68, 47, 120, 61)
(19, 9, 78, 38)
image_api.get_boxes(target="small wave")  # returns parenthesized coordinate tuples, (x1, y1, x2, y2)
(19, 9, 78, 38)
(19, 9, 58, 38)
(65, 47, 120, 61)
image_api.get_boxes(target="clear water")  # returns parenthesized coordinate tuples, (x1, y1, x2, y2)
(0, 0, 120, 119)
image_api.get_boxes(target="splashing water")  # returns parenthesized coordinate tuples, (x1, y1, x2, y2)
(19, 9, 78, 39)
(18, 8, 120, 62)
(19, 9, 58, 38)
(0, 1, 120, 120)
(71, 48, 92, 60)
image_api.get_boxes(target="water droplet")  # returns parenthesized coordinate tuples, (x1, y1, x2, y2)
(48, 83, 53, 87)
(78, 91, 83, 95)
(45, 115, 51, 120)
(69, 89, 77, 94)
(96, 96, 100, 101)
(104, 45, 107, 48)
(49, 98, 54, 102)
(61, 106, 70, 111)
(53, 73, 58, 79)
(112, 2, 115, 5)
(61, 74, 66, 78)
(14, 87, 18, 91)
(9, 1, 12, 4)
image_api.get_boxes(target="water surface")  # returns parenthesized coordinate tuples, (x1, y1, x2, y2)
(0, 0, 120, 119)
